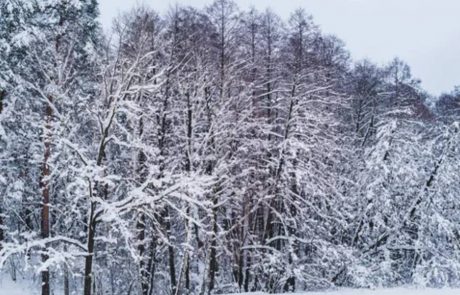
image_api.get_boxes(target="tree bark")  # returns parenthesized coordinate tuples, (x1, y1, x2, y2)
(147, 238, 157, 295)
(136, 116, 150, 295)
(137, 212, 149, 295)
(0, 89, 4, 249)
(165, 208, 177, 294)
(0, 206, 3, 251)
(0, 89, 4, 113)
(83, 201, 96, 295)
(207, 197, 218, 295)
(40, 97, 53, 295)
(64, 248, 70, 295)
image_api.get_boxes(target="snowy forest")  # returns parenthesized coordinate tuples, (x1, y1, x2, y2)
(1, 0, 460, 295)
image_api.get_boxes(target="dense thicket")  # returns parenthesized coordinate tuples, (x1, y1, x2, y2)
(0, 1, 459, 295)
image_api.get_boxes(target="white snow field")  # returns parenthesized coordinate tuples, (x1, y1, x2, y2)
(0, 277, 37, 295)
(2, 277, 460, 295)
(221, 289, 460, 295)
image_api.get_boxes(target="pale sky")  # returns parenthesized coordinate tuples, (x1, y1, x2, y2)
(99, 0, 460, 96)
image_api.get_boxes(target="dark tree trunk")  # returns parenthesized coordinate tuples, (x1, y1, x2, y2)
(0, 206, 3, 250)
(0, 89, 4, 249)
(185, 253, 190, 292)
(165, 208, 177, 294)
(244, 254, 250, 292)
(40, 97, 53, 295)
(136, 116, 150, 295)
(83, 201, 97, 295)
(147, 238, 157, 295)
(207, 198, 218, 295)
(237, 246, 244, 290)
(0, 89, 4, 114)
(64, 247, 70, 295)
(82, 92, 114, 295)
(186, 92, 193, 292)
(137, 212, 149, 295)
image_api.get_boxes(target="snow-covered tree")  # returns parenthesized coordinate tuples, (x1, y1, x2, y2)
(2, 1, 459, 295)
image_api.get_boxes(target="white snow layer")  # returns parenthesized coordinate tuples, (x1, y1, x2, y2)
(222, 288, 460, 295)
(0, 279, 37, 295)
(1, 278, 459, 295)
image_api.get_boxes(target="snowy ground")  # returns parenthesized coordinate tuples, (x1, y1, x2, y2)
(223, 288, 460, 295)
(0, 276, 38, 295)
(1, 277, 459, 295)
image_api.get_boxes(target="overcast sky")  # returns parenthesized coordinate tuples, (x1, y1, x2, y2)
(99, 0, 460, 96)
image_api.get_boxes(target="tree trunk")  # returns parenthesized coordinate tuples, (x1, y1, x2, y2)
(167, 91, 195, 295)
(0, 89, 4, 113)
(0, 206, 3, 250)
(136, 116, 150, 295)
(82, 94, 114, 295)
(64, 254, 70, 295)
(207, 198, 218, 295)
(147, 238, 157, 295)
(185, 253, 190, 292)
(0, 89, 4, 249)
(83, 201, 97, 295)
(244, 254, 250, 292)
(83, 178, 106, 295)
(165, 208, 177, 294)
(137, 212, 149, 295)
(40, 97, 53, 295)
